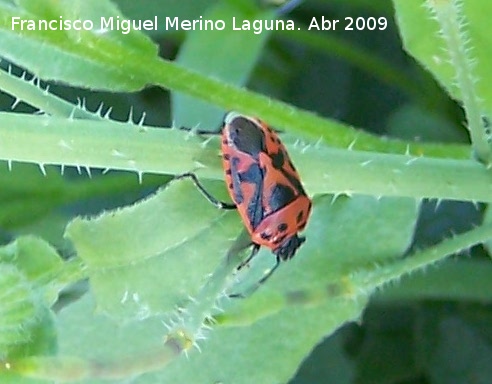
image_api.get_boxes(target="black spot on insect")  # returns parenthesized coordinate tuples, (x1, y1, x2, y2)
(296, 210, 304, 224)
(229, 157, 244, 204)
(237, 163, 264, 229)
(228, 117, 266, 157)
(223, 153, 231, 160)
(278, 223, 288, 232)
(271, 150, 285, 170)
(269, 183, 296, 212)
(283, 169, 307, 197)
(271, 153, 306, 197)
(260, 232, 272, 240)
(222, 138, 228, 145)
(225, 169, 232, 175)
(239, 162, 262, 183)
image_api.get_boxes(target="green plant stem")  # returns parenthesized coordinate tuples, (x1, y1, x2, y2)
(0, 113, 490, 202)
(352, 223, 492, 291)
(427, 0, 491, 163)
(0, 69, 99, 119)
(0, 50, 469, 158)
(174, 229, 251, 335)
(128, 53, 470, 158)
(292, 144, 492, 202)
(217, 223, 492, 326)
(375, 259, 492, 302)
(0, 5, 471, 158)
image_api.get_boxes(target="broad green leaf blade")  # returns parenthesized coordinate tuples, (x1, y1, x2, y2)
(393, 0, 492, 111)
(65, 180, 242, 320)
(0, 0, 158, 90)
(54, 196, 418, 383)
(0, 264, 56, 361)
(0, 236, 64, 305)
(55, 291, 365, 384)
(0, 264, 38, 357)
(0, 237, 60, 363)
(6, 307, 57, 359)
(142, 298, 366, 384)
(172, 2, 273, 127)
(222, 194, 419, 324)
(57, 293, 170, 368)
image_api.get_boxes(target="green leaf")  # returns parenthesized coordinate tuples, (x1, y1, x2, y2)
(57, 292, 170, 366)
(58, 193, 418, 383)
(221, 194, 419, 324)
(377, 259, 492, 302)
(0, 0, 158, 90)
(173, 1, 273, 127)
(145, 298, 365, 384)
(55, 290, 365, 384)
(0, 264, 36, 354)
(6, 307, 57, 360)
(65, 179, 242, 320)
(0, 264, 44, 358)
(0, 237, 60, 363)
(393, 0, 492, 111)
(0, 236, 64, 305)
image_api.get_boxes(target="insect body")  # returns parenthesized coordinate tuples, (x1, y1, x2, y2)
(178, 112, 312, 281)
(221, 112, 312, 262)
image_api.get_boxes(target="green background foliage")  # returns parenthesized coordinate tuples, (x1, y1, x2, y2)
(0, 0, 491, 383)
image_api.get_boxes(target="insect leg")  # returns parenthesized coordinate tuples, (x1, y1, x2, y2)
(257, 257, 281, 285)
(236, 243, 260, 271)
(175, 172, 237, 210)
(229, 260, 281, 298)
(234, 257, 281, 298)
(229, 245, 283, 298)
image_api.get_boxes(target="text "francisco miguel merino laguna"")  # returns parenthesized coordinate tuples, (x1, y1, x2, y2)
(10, 15, 314, 35)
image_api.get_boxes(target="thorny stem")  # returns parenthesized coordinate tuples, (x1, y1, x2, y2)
(0, 113, 490, 202)
(0, 66, 100, 119)
(0, 57, 471, 159)
(426, 0, 492, 164)
(217, 223, 492, 326)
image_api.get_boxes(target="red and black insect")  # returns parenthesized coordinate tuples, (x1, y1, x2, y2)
(178, 112, 312, 282)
